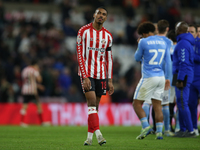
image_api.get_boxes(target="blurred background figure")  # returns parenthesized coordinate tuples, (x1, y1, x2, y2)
(20, 59, 46, 127)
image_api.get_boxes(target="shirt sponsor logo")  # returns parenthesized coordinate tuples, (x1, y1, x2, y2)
(88, 47, 105, 52)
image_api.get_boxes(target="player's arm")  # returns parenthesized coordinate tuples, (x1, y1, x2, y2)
(164, 45, 172, 90)
(134, 39, 144, 62)
(76, 28, 90, 91)
(35, 71, 45, 91)
(176, 45, 190, 88)
(106, 35, 114, 95)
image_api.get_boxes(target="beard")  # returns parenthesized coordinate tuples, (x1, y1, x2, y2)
(97, 21, 102, 25)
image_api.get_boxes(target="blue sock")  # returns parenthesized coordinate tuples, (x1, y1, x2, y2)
(156, 122, 163, 133)
(175, 111, 180, 131)
(142, 103, 150, 121)
(140, 117, 149, 129)
(162, 105, 170, 131)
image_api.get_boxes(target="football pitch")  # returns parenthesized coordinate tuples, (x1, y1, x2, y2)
(0, 126, 199, 150)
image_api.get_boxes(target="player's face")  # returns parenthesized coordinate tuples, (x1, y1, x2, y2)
(197, 27, 200, 38)
(188, 26, 197, 38)
(93, 8, 107, 24)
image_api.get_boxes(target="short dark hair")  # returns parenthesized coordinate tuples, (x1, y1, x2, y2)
(188, 24, 197, 32)
(196, 24, 200, 28)
(175, 21, 188, 35)
(96, 7, 108, 16)
(157, 20, 169, 34)
(137, 22, 155, 35)
(167, 30, 176, 42)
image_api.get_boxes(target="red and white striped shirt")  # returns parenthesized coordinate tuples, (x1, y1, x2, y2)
(76, 23, 113, 79)
(21, 66, 39, 95)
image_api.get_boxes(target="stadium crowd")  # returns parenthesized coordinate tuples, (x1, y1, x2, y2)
(0, 0, 200, 104)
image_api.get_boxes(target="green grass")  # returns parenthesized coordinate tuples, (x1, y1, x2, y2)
(0, 126, 199, 150)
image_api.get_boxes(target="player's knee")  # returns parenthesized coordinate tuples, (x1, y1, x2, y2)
(132, 99, 141, 108)
(87, 100, 96, 107)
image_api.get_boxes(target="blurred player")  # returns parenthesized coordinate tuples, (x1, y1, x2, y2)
(173, 22, 196, 137)
(76, 7, 114, 146)
(196, 24, 200, 38)
(166, 30, 180, 133)
(20, 59, 45, 127)
(188, 24, 200, 136)
(133, 22, 171, 140)
(142, 20, 174, 137)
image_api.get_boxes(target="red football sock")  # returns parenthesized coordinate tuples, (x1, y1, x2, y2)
(21, 114, 25, 123)
(88, 107, 100, 133)
(88, 115, 94, 133)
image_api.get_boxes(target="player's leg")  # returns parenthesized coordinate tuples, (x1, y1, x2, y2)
(94, 79, 107, 146)
(20, 95, 29, 127)
(151, 76, 165, 139)
(133, 77, 155, 139)
(169, 86, 176, 132)
(174, 84, 195, 137)
(84, 91, 97, 145)
(188, 84, 199, 136)
(174, 108, 180, 132)
(79, 77, 96, 145)
(35, 95, 44, 125)
(169, 102, 175, 132)
(151, 107, 156, 132)
(133, 99, 152, 139)
(162, 90, 174, 136)
(151, 99, 163, 139)
(142, 102, 151, 121)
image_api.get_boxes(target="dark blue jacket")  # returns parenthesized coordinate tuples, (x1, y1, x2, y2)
(193, 36, 200, 82)
(173, 33, 195, 84)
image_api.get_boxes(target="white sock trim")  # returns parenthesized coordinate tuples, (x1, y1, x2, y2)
(88, 107, 97, 115)
(87, 132, 93, 139)
(95, 130, 102, 139)
(20, 109, 26, 115)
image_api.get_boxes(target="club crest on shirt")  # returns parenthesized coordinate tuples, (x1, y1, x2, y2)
(101, 39, 106, 46)
(77, 35, 81, 44)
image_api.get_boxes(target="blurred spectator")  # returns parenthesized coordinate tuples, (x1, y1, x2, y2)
(0, 0, 5, 35)
(123, 0, 136, 19)
(111, 77, 129, 103)
(60, 0, 72, 22)
(0, 76, 14, 103)
(83, 5, 93, 24)
(62, 18, 77, 36)
(125, 18, 137, 45)
(57, 67, 72, 99)
(18, 32, 30, 54)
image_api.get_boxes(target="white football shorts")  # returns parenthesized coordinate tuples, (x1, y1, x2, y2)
(144, 89, 169, 105)
(133, 76, 165, 101)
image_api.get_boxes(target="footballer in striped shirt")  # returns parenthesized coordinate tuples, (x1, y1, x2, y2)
(76, 7, 114, 146)
(20, 59, 45, 127)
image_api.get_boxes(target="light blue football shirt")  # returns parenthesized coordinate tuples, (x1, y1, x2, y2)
(135, 35, 171, 79)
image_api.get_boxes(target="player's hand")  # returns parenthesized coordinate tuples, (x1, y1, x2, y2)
(37, 84, 45, 91)
(108, 81, 114, 95)
(83, 78, 91, 92)
(176, 81, 183, 89)
(164, 79, 170, 90)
